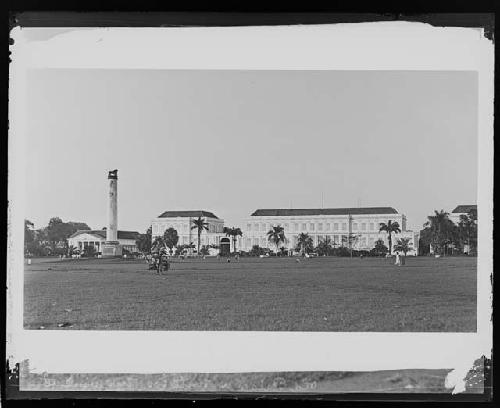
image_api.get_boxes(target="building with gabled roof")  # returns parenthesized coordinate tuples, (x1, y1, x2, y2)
(251, 207, 399, 217)
(449, 204, 477, 225)
(67, 229, 140, 254)
(158, 210, 220, 219)
(241, 206, 418, 255)
(451, 205, 477, 214)
(151, 210, 225, 252)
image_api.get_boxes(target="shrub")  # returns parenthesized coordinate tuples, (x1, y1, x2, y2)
(335, 247, 351, 257)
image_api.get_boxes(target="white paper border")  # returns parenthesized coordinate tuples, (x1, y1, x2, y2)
(8, 23, 493, 376)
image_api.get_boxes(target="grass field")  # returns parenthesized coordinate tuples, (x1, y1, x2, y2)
(24, 256, 476, 331)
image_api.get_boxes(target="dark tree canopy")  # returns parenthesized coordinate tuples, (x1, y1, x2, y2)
(163, 227, 179, 250)
(136, 226, 152, 254)
(46, 218, 90, 245)
(371, 239, 389, 256)
(24, 217, 91, 256)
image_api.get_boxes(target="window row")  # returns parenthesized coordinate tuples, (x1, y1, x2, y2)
(243, 235, 387, 248)
(245, 221, 390, 232)
(152, 223, 223, 234)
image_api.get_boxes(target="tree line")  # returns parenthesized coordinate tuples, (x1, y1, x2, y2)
(264, 221, 411, 258)
(419, 209, 477, 256)
(24, 217, 91, 256)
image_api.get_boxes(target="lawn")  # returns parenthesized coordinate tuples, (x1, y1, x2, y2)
(24, 256, 476, 331)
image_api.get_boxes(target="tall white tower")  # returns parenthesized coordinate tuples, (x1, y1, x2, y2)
(101, 169, 122, 257)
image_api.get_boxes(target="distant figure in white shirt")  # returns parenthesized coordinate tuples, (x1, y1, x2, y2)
(395, 251, 401, 266)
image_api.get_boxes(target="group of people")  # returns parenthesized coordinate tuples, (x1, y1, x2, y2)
(148, 246, 170, 274)
(148, 249, 243, 273)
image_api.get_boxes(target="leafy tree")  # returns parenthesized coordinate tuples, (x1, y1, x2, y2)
(443, 221, 460, 255)
(316, 236, 335, 256)
(24, 220, 35, 255)
(424, 210, 455, 255)
(418, 227, 433, 255)
(458, 210, 477, 255)
(393, 237, 413, 264)
(296, 233, 313, 255)
(163, 227, 179, 254)
(68, 222, 91, 231)
(200, 245, 210, 256)
(24, 219, 34, 242)
(46, 217, 90, 251)
(379, 220, 401, 255)
(342, 234, 361, 257)
(267, 225, 286, 255)
(249, 245, 265, 256)
(335, 246, 352, 257)
(371, 239, 388, 257)
(191, 217, 209, 255)
(151, 236, 166, 253)
(136, 226, 152, 254)
(223, 226, 243, 253)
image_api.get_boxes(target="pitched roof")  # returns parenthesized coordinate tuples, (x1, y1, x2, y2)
(452, 205, 477, 214)
(117, 230, 141, 240)
(251, 207, 399, 217)
(69, 230, 140, 240)
(158, 210, 220, 219)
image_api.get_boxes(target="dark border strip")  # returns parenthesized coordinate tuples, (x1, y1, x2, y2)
(8, 12, 494, 40)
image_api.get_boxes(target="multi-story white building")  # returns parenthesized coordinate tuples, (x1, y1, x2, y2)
(448, 204, 477, 225)
(151, 210, 226, 250)
(240, 207, 418, 255)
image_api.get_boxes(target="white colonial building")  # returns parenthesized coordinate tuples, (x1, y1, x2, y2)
(448, 204, 477, 225)
(239, 207, 418, 255)
(151, 210, 226, 251)
(67, 230, 140, 254)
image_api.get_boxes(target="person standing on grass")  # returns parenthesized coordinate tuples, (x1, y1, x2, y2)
(395, 251, 401, 266)
(157, 246, 169, 275)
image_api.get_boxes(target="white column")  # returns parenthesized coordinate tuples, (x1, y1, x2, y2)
(107, 174, 118, 242)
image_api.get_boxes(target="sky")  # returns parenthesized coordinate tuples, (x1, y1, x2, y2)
(21, 69, 478, 233)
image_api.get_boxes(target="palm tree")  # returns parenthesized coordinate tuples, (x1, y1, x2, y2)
(393, 237, 413, 265)
(223, 226, 243, 253)
(379, 220, 401, 255)
(267, 225, 286, 255)
(151, 236, 166, 253)
(296, 233, 313, 256)
(424, 210, 449, 255)
(191, 217, 209, 255)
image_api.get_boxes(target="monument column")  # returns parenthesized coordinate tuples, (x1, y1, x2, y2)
(107, 170, 118, 242)
(102, 169, 122, 257)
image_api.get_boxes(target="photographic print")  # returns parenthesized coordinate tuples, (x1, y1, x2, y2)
(21, 69, 478, 333)
(7, 15, 493, 398)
